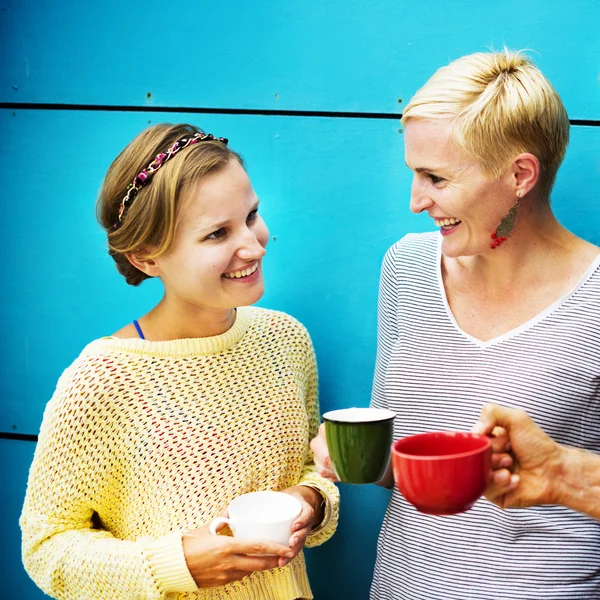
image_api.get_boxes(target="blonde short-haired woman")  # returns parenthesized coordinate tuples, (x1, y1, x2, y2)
(312, 50, 600, 599)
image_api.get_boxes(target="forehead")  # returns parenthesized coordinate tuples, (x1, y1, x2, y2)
(404, 118, 464, 168)
(181, 160, 253, 220)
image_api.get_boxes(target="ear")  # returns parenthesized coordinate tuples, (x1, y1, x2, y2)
(126, 251, 161, 278)
(512, 153, 540, 198)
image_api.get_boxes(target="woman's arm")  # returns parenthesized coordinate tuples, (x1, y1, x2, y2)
(292, 330, 340, 548)
(370, 244, 401, 414)
(20, 390, 197, 599)
(371, 244, 401, 489)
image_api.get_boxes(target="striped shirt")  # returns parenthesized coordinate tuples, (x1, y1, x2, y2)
(370, 232, 600, 600)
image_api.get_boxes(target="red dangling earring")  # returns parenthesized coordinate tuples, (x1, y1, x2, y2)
(490, 193, 521, 249)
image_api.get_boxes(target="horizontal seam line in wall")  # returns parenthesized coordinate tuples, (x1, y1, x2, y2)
(0, 432, 38, 442)
(1, 102, 401, 120)
(1, 102, 598, 126)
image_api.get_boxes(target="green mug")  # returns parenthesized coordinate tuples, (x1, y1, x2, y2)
(323, 408, 396, 484)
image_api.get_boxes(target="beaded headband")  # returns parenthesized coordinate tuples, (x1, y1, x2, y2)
(114, 132, 228, 229)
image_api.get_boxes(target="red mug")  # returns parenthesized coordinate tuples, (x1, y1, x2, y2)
(391, 432, 492, 515)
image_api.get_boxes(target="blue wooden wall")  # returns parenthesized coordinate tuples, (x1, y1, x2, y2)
(1, 1, 599, 597)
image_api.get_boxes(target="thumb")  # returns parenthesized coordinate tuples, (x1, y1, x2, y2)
(472, 403, 511, 435)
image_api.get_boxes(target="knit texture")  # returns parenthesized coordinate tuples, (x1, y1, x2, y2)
(21, 306, 339, 600)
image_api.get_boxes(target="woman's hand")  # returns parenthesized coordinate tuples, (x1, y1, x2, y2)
(310, 423, 339, 482)
(278, 486, 323, 567)
(472, 403, 564, 509)
(182, 524, 293, 588)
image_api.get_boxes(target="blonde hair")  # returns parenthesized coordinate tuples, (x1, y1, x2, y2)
(97, 123, 243, 285)
(401, 50, 569, 197)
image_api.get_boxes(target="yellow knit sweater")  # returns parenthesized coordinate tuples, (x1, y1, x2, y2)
(21, 306, 339, 600)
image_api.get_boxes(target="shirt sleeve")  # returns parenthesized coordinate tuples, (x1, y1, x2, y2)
(295, 330, 340, 548)
(20, 377, 198, 599)
(371, 242, 401, 411)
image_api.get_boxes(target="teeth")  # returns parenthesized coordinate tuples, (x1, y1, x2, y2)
(223, 263, 258, 279)
(434, 217, 461, 228)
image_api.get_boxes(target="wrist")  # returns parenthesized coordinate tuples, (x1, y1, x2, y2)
(553, 445, 600, 519)
(546, 443, 570, 505)
(289, 485, 325, 527)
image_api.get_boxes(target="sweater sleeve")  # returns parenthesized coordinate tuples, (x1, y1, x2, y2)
(295, 332, 340, 548)
(370, 242, 401, 411)
(20, 374, 198, 599)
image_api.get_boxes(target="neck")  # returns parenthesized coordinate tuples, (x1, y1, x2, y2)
(453, 201, 577, 287)
(140, 296, 237, 340)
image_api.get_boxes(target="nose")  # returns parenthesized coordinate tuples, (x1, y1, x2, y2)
(236, 226, 268, 261)
(409, 176, 435, 214)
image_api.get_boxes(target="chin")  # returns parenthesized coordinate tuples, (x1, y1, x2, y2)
(236, 285, 265, 307)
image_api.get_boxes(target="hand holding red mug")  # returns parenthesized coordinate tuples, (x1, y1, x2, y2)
(472, 403, 564, 509)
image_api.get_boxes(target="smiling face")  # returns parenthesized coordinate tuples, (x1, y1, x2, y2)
(405, 118, 516, 258)
(152, 159, 269, 312)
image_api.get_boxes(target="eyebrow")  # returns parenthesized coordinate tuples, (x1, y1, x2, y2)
(405, 162, 441, 173)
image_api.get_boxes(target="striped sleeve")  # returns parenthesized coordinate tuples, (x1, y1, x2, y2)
(371, 241, 401, 411)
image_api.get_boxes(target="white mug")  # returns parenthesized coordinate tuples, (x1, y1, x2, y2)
(209, 491, 302, 546)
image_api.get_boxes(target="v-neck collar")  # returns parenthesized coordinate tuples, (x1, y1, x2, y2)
(435, 237, 600, 349)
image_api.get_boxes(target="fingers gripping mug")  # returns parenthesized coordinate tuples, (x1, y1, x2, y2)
(209, 491, 302, 546)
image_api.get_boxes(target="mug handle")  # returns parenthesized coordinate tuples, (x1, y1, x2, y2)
(209, 517, 231, 536)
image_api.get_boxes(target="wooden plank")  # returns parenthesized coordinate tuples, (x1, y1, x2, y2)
(1, 109, 598, 436)
(0, 439, 47, 598)
(0, 109, 405, 433)
(1, 0, 598, 119)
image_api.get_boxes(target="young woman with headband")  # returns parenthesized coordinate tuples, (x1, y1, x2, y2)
(21, 124, 339, 600)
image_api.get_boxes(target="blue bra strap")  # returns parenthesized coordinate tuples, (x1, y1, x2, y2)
(133, 319, 145, 340)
